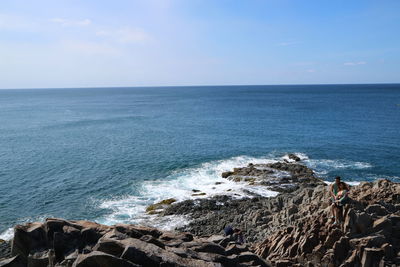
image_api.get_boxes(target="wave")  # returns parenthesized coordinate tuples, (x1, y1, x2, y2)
(96, 155, 281, 229)
(0, 214, 52, 241)
(0, 227, 13, 241)
(304, 158, 372, 175)
(324, 180, 361, 186)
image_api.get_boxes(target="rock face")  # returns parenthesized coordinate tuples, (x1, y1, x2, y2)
(255, 179, 400, 266)
(1, 218, 269, 267)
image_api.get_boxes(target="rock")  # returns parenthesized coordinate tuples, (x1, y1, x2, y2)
(140, 235, 166, 249)
(365, 204, 388, 216)
(0, 240, 11, 260)
(360, 248, 383, 267)
(92, 238, 125, 257)
(372, 216, 392, 235)
(11, 222, 47, 261)
(192, 243, 226, 255)
(225, 244, 248, 256)
(275, 259, 294, 267)
(238, 252, 270, 266)
(287, 154, 301, 162)
(72, 251, 139, 267)
(116, 225, 162, 238)
(146, 198, 177, 213)
(81, 227, 103, 245)
(207, 235, 225, 244)
(0, 255, 25, 267)
(221, 171, 233, 178)
(381, 243, 394, 260)
(192, 192, 207, 196)
(27, 250, 50, 267)
(332, 237, 349, 264)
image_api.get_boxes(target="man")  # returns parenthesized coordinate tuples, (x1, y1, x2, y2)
(329, 176, 350, 219)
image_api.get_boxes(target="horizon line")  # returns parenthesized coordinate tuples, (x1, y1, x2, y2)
(0, 82, 399, 90)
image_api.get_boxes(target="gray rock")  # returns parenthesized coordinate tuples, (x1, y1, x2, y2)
(0, 255, 25, 267)
(72, 251, 139, 267)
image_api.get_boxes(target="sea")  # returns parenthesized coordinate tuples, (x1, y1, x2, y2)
(1, 84, 399, 239)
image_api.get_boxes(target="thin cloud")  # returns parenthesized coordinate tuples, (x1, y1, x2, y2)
(343, 61, 367, 66)
(61, 40, 120, 55)
(0, 13, 39, 31)
(50, 18, 91, 27)
(96, 27, 150, 44)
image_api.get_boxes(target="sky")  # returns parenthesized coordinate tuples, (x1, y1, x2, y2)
(0, 0, 399, 89)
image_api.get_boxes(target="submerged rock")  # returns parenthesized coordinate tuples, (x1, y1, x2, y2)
(146, 198, 177, 213)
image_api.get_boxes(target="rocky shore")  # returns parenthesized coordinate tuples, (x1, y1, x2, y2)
(1, 155, 399, 266)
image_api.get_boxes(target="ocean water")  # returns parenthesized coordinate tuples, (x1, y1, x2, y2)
(1, 84, 399, 239)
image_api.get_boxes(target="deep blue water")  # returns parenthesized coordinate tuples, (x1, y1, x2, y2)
(1, 84, 399, 236)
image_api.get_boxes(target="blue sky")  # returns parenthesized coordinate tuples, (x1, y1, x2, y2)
(0, 0, 399, 88)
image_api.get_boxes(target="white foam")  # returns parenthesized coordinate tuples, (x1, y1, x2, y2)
(97, 155, 280, 229)
(324, 180, 361, 186)
(305, 159, 372, 170)
(365, 174, 400, 182)
(0, 227, 14, 241)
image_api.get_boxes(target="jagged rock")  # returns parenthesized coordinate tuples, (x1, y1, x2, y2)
(253, 179, 400, 266)
(0, 240, 11, 260)
(207, 235, 225, 244)
(73, 251, 139, 267)
(360, 247, 383, 267)
(237, 252, 270, 266)
(2, 217, 269, 266)
(365, 204, 388, 216)
(222, 171, 233, 178)
(92, 238, 125, 257)
(372, 216, 392, 236)
(192, 243, 226, 255)
(27, 250, 50, 267)
(0, 255, 25, 267)
(146, 198, 177, 213)
(287, 154, 301, 162)
(11, 222, 47, 261)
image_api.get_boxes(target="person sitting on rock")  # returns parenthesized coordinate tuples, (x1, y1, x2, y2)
(224, 225, 245, 244)
(329, 176, 350, 219)
(332, 182, 349, 224)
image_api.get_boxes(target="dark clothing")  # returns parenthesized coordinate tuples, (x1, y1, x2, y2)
(224, 226, 234, 236)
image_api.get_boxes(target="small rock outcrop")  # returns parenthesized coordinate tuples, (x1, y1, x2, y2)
(221, 156, 324, 193)
(0, 218, 269, 267)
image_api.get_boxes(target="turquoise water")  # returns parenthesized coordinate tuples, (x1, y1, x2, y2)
(0, 84, 399, 237)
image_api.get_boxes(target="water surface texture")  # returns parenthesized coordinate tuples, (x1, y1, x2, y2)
(1, 84, 399, 237)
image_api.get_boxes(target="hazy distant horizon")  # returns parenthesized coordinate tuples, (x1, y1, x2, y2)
(1, 82, 400, 90)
